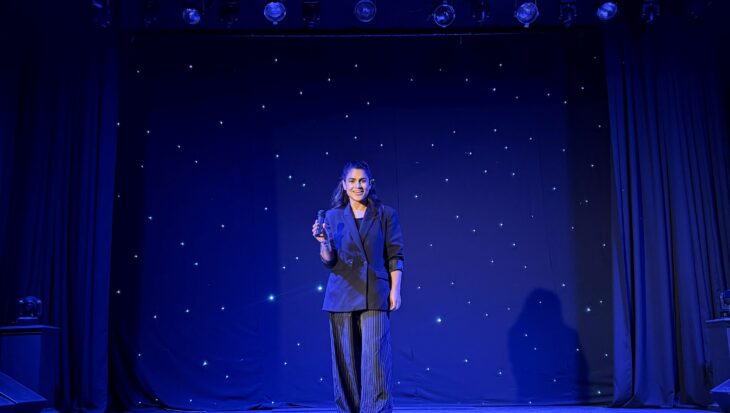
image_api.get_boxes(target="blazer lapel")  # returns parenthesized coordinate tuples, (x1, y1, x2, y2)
(358, 198, 377, 242)
(343, 203, 366, 256)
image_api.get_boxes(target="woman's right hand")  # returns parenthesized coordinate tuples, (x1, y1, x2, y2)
(312, 220, 332, 245)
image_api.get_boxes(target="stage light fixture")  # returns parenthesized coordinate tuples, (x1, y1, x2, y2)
(596, 1, 618, 21)
(91, 0, 112, 28)
(559, 0, 576, 27)
(302, 0, 321, 27)
(141, 0, 160, 27)
(514, 1, 539, 28)
(182, 8, 201, 24)
(264, 1, 286, 25)
(182, 0, 210, 25)
(432, 1, 456, 28)
(220, 0, 240, 26)
(721, 290, 730, 317)
(354, 0, 377, 23)
(641, 0, 659, 24)
(470, 0, 489, 24)
(18, 296, 42, 325)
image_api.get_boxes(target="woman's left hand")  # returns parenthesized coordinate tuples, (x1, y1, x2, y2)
(389, 289, 401, 311)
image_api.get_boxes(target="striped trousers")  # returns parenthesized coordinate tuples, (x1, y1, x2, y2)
(328, 310, 393, 413)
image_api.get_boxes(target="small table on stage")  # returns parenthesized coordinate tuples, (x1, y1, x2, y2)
(0, 325, 60, 407)
(706, 318, 730, 413)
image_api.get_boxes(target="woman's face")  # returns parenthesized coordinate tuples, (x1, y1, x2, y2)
(342, 168, 370, 203)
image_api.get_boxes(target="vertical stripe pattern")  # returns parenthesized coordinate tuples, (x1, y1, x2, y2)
(329, 310, 393, 413)
(329, 312, 361, 412)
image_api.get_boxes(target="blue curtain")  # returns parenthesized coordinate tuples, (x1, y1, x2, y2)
(0, 2, 118, 412)
(605, 19, 730, 407)
(2, 4, 730, 411)
(109, 31, 613, 408)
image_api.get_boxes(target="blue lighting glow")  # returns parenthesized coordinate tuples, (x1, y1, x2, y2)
(514, 2, 539, 28)
(432, 2, 456, 28)
(182, 8, 202, 25)
(264, 2, 287, 25)
(596, 2, 618, 21)
(354, 0, 377, 23)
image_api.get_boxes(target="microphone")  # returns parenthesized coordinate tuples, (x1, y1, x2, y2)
(316, 210, 326, 237)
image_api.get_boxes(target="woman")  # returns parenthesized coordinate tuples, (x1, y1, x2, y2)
(311, 160, 405, 413)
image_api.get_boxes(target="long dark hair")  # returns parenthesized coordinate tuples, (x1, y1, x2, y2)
(331, 161, 383, 213)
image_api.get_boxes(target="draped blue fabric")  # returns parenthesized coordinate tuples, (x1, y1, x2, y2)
(604, 19, 730, 408)
(108, 31, 613, 408)
(0, 2, 118, 412)
(1, 3, 729, 412)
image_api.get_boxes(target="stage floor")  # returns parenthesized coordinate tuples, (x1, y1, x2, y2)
(115, 405, 716, 413)
(269, 407, 710, 413)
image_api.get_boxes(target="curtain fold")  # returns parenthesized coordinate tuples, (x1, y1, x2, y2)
(0, 2, 118, 412)
(605, 19, 730, 407)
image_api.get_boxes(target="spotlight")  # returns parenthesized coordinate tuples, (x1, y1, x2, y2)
(182, 0, 210, 25)
(264, 1, 286, 25)
(302, 0, 321, 27)
(514, 1, 539, 28)
(354, 0, 377, 23)
(559, 0, 576, 27)
(141, 0, 159, 27)
(432, 1, 456, 28)
(220, 0, 240, 26)
(721, 290, 730, 317)
(182, 8, 201, 24)
(470, 0, 489, 24)
(641, 0, 659, 24)
(595, 1, 618, 21)
(18, 296, 42, 325)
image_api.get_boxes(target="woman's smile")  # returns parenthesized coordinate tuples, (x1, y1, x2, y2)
(343, 168, 370, 202)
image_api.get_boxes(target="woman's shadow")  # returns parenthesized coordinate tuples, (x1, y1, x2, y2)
(507, 288, 590, 404)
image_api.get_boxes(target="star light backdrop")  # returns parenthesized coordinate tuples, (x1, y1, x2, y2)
(110, 31, 612, 408)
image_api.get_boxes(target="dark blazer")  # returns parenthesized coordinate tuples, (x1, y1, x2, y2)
(321, 197, 405, 312)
